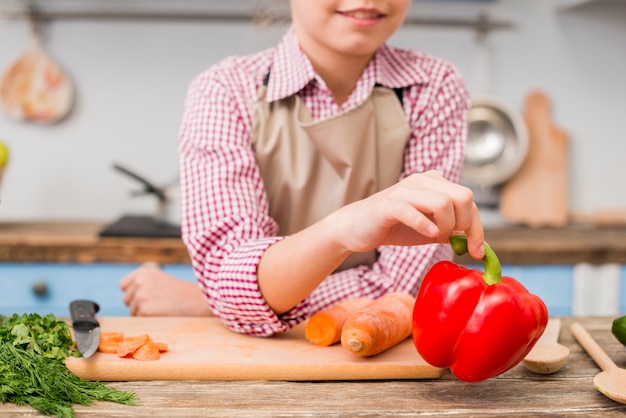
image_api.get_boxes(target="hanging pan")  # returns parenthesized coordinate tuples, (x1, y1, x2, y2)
(464, 94, 528, 187)
(462, 16, 528, 189)
(0, 7, 74, 123)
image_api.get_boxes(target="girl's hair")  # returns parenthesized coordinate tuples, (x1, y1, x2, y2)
(253, 0, 291, 26)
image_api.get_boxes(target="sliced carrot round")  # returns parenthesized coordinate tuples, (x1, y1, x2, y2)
(116, 334, 151, 358)
(98, 340, 121, 354)
(155, 342, 168, 353)
(100, 331, 124, 343)
(132, 341, 161, 361)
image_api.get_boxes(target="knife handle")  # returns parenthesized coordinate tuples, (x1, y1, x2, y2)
(70, 300, 100, 330)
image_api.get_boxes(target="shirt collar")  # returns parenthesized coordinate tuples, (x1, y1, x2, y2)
(374, 43, 430, 88)
(265, 26, 430, 102)
(265, 26, 316, 102)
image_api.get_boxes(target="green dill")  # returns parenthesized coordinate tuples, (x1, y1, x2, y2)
(0, 313, 137, 417)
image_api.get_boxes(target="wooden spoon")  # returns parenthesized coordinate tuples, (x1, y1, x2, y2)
(523, 318, 570, 374)
(571, 322, 626, 404)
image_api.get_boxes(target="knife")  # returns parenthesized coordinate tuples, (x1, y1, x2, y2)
(70, 300, 101, 358)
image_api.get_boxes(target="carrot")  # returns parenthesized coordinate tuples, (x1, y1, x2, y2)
(97, 332, 124, 353)
(155, 342, 168, 352)
(305, 297, 373, 346)
(98, 340, 121, 354)
(340, 292, 415, 357)
(131, 341, 161, 361)
(116, 334, 151, 358)
(96, 331, 168, 359)
(100, 331, 124, 343)
(98, 331, 169, 360)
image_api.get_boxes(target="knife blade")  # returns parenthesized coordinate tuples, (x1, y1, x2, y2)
(70, 300, 101, 358)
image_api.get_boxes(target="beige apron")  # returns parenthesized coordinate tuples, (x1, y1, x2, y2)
(252, 80, 411, 270)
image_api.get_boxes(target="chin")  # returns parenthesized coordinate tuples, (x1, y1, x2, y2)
(334, 35, 387, 57)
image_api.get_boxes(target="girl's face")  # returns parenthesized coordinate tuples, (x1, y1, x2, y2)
(291, 0, 411, 60)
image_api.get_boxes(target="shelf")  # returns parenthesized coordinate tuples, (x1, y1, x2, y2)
(0, 0, 513, 31)
(556, 0, 626, 11)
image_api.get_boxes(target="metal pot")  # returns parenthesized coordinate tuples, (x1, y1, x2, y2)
(463, 94, 528, 188)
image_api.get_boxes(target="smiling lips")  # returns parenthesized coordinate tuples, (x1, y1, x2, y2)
(339, 9, 385, 20)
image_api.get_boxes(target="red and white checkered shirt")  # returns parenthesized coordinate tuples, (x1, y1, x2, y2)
(178, 26, 470, 336)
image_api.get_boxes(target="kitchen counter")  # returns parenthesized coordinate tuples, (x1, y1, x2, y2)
(1, 221, 626, 265)
(0, 221, 190, 264)
(456, 223, 626, 265)
(1, 316, 626, 417)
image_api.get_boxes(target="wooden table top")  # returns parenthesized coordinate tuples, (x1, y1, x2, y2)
(1, 221, 626, 265)
(0, 221, 190, 264)
(2, 316, 626, 417)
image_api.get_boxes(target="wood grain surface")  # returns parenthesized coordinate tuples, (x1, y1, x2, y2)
(0, 221, 190, 264)
(3, 317, 626, 417)
(3, 221, 626, 265)
(65, 317, 442, 381)
(454, 224, 626, 265)
(501, 90, 569, 227)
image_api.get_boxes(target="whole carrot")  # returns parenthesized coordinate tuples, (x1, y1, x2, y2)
(305, 297, 373, 346)
(341, 292, 415, 357)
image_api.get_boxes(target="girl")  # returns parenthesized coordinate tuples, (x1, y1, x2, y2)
(121, 0, 485, 336)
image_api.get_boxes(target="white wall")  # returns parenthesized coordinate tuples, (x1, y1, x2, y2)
(0, 0, 624, 223)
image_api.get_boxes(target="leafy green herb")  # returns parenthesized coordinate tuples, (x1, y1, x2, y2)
(0, 313, 137, 417)
(0, 313, 76, 359)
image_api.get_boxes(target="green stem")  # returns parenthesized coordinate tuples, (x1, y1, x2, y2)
(449, 234, 502, 285)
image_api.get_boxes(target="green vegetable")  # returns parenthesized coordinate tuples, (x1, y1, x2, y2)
(611, 315, 626, 346)
(0, 313, 77, 360)
(0, 313, 137, 417)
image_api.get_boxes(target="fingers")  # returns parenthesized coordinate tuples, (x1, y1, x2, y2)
(119, 269, 135, 291)
(331, 170, 485, 257)
(463, 202, 485, 259)
(386, 199, 439, 239)
(402, 173, 473, 229)
(398, 171, 485, 254)
(120, 274, 137, 315)
(120, 267, 148, 315)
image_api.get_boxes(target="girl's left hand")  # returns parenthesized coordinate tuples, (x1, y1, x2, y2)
(327, 170, 485, 259)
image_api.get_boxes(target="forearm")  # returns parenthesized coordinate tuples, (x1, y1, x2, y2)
(257, 215, 352, 314)
(303, 242, 453, 316)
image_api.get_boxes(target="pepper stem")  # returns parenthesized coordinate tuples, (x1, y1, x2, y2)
(449, 234, 502, 285)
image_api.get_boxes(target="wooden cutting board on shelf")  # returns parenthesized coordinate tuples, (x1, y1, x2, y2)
(64, 317, 443, 381)
(500, 91, 569, 227)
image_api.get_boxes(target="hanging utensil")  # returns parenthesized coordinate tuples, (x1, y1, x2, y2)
(499, 91, 569, 227)
(463, 15, 527, 199)
(0, 6, 74, 123)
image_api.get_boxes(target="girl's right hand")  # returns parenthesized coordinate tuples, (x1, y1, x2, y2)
(120, 265, 213, 317)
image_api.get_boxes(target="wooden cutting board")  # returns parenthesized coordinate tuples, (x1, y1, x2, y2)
(500, 91, 569, 227)
(65, 317, 443, 381)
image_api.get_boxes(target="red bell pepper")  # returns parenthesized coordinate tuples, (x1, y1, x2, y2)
(412, 235, 548, 382)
